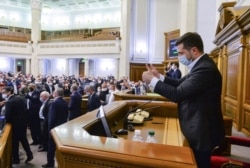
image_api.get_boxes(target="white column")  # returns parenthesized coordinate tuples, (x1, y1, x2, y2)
(84, 59, 89, 77)
(65, 58, 69, 76)
(119, 0, 132, 79)
(38, 59, 44, 75)
(179, 0, 197, 75)
(180, 0, 197, 34)
(25, 58, 31, 74)
(30, 0, 42, 77)
(115, 58, 119, 79)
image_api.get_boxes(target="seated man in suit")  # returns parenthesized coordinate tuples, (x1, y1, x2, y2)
(68, 84, 82, 120)
(85, 85, 101, 112)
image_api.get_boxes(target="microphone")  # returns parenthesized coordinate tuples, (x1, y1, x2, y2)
(115, 97, 158, 135)
(127, 97, 158, 114)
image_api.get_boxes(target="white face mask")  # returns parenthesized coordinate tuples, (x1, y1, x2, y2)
(2, 94, 7, 99)
(178, 55, 192, 66)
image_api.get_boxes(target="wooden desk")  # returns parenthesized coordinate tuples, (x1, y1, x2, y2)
(51, 100, 197, 168)
(114, 91, 168, 101)
(0, 124, 12, 168)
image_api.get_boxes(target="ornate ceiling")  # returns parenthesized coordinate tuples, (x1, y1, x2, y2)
(0, 0, 121, 11)
(0, 0, 121, 30)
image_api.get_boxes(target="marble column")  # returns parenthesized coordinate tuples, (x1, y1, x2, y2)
(119, 0, 132, 79)
(30, 0, 42, 77)
(25, 58, 31, 74)
(179, 0, 197, 75)
(65, 58, 69, 76)
(84, 59, 89, 77)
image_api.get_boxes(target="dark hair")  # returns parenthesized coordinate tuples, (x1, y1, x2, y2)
(3, 86, 14, 94)
(173, 62, 179, 68)
(175, 32, 204, 52)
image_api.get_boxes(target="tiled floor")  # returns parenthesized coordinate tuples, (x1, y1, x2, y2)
(12, 129, 58, 168)
(13, 127, 250, 168)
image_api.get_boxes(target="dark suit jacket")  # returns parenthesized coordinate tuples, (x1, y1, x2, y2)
(68, 92, 82, 120)
(44, 84, 55, 95)
(26, 90, 42, 116)
(5, 95, 28, 128)
(48, 97, 68, 131)
(171, 69, 182, 79)
(154, 54, 225, 151)
(42, 99, 52, 123)
(87, 93, 101, 112)
(0, 92, 4, 112)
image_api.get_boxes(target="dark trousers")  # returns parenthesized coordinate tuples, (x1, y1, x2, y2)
(29, 110, 42, 143)
(12, 124, 32, 161)
(47, 134, 56, 166)
(40, 119, 48, 149)
(192, 148, 211, 168)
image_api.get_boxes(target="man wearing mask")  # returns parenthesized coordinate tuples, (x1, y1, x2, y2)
(68, 84, 82, 120)
(42, 88, 68, 168)
(38, 91, 51, 152)
(25, 83, 42, 145)
(142, 32, 225, 168)
(44, 79, 55, 95)
(170, 62, 182, 79)
(3, 86, 33, 164)
(85, 85, 101, 112)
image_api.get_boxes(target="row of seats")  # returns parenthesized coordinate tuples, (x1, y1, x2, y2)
(211, 136, 250, 168)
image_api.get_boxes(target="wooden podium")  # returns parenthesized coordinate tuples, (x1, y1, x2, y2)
(51, 100, 197, 168)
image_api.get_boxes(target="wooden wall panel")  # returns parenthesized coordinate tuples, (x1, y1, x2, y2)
(225, 102, 237, 121)
(226, 52, 239, 99)
(245, 43, 250, 103)
(130, 63, 164, 82)
(243, 109, 250, 131)
(213, 3, 250, 136)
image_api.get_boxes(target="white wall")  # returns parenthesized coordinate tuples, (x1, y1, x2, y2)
(94, 58, 118, 78)
(50, 59, 67, 76)
(0, 57, 12, 72)
(196, 0, 218, 53)
(149, 0, 180, 63)
(131, 0, 180, 64)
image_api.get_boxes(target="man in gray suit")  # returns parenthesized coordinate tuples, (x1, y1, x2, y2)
(142, 32, 225, 168)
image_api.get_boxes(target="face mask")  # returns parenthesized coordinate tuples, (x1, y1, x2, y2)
(2, 94, 7, 99)
(86, 92, 91, 96)
(171, 65, 175, 70)
(178, 55, 192, 66)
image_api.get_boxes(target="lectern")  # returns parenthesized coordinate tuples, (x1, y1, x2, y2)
(51, 100, 197, 168)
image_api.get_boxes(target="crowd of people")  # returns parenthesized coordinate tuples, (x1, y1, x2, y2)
(0, 32, 225, 168)
(0, 71, 145, 167)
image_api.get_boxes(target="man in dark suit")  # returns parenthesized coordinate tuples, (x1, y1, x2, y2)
(142, 32, 225, 168)
(38, 91, 51, 152)
(170, 62, 182, 79)
(42, 88, 68, 168)
(3, 86, 33, 164)
(25, 83, 42, 145)
(85, 85, 101, 112)
(68, 84, 82, 120)
(44, 79, 55, 95)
